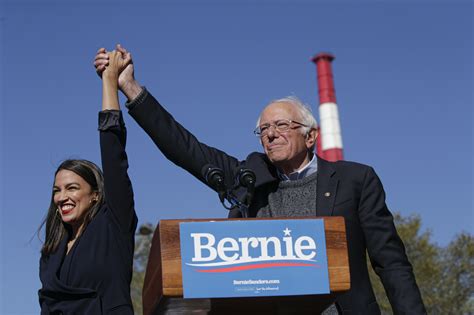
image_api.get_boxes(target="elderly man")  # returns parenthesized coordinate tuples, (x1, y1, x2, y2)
(95, 46, 426, 314)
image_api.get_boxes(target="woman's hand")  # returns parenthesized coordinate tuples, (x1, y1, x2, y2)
(103, 49, 131, 80)
(101, 49, 131, 111)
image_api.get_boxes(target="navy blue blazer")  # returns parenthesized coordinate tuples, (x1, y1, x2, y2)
(39, 111, 138, 314)
(128, 90, 426, 315)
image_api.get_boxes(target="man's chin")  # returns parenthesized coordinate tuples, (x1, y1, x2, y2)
(266, 154, 287, 166)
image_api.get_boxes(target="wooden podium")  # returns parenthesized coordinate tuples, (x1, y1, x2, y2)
(142, 217, 350, 315)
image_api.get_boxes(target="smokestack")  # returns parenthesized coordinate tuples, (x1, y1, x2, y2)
(312, 52, 344, 161)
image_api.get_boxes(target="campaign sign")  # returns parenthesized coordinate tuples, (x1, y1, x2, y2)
(179, 219, 329, 298)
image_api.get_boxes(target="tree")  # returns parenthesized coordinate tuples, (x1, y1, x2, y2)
(368, 213, 474, 314)
(434, 232, 474, 314)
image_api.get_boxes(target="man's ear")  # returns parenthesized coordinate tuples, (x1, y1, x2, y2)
(305, 128, 318, 149)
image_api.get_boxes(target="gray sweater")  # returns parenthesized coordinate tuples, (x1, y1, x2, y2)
(257, 171, 318, 218)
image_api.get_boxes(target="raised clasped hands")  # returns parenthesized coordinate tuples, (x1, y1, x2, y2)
(95, 44, 142, 101)
(95, 44, 133, 88)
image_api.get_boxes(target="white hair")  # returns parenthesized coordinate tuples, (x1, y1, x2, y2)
(256, 96, 318, 135)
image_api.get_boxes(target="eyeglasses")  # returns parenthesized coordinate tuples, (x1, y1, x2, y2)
(254, 119, 308, 137)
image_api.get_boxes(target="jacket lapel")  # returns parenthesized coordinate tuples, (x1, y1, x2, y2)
(316, 157, 338, 216)
(246, 152, 278, 188)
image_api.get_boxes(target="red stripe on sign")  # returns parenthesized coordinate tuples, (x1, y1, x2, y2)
(196, 262, 320, 273)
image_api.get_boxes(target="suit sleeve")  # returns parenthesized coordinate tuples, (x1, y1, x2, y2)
(99, 110, 137, 233)
(358, 167, 426, 314)
(127, 88, 241, 190)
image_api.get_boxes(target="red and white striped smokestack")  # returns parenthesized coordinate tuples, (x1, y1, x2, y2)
(312, 53, 344, 161)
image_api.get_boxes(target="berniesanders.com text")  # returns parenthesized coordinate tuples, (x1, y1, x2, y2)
(233, 279, 280, 285)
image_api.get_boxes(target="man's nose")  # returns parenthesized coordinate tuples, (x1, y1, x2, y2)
(266, 125, 280, 139)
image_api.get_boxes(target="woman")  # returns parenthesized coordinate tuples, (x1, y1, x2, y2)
(38, 50, 137, 314)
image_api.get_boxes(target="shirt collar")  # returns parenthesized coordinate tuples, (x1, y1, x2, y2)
(278, 154, 318, 181)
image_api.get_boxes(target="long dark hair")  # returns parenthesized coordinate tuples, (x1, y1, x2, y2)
(40, 159, 104, 256)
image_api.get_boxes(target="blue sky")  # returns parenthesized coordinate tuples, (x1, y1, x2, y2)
(1, 0, 472, 313)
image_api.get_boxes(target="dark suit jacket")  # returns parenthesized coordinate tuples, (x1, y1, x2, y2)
(128, 89, 426, 315)
(39, 111, 137, 314)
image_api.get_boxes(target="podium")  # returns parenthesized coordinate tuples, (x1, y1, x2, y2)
(142, 217, 350, 315)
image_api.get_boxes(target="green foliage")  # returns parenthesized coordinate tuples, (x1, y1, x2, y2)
(368, 213, 474, 315)
(435, 233, 474, 314)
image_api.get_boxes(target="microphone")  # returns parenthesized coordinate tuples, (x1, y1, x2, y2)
(235, 167, 256, 206)
(202, 164, 227, 203)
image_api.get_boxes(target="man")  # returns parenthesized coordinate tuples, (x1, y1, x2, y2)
(95, 46, 426, 314)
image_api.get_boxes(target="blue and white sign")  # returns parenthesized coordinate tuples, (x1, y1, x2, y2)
(179, 219, 330, 298)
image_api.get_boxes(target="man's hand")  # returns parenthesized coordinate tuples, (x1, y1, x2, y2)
(115, 44, 134, 90)
(94, 47, 110, 78)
